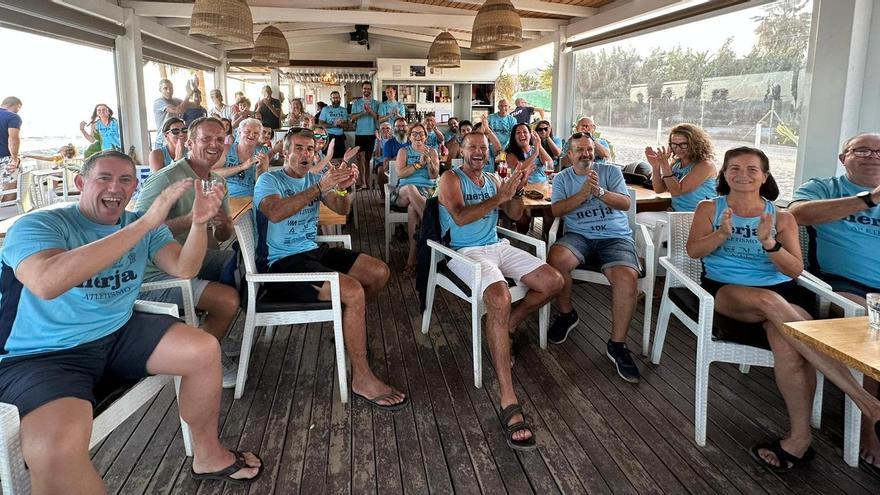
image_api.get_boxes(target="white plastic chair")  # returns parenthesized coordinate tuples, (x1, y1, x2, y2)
(139, 278, 198, 327)
(383, 160, 408, 261)
(451, 158, 463, 168)
(649, 212, 864, 451)
(544, 188, 655, 355)
(15, 171, 48, 214)
(233, 212, 349, 401)
(421, 226, 549, 388)
(0, 300, 194, 495)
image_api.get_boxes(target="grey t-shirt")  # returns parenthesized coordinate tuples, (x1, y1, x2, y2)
(152, 96, 182, 149)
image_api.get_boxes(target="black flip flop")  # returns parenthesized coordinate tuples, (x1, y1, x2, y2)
(749, 439, 814, 473)
(352, 390, 409, 411)
(500, 404, 537, 452)
(191, 450, 263, 485)
(859, 457, 880, 478)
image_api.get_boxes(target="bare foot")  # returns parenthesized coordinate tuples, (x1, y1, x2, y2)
(352, 375, 406, 407)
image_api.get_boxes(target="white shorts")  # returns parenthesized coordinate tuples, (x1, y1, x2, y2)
(447, 239, 546, 297)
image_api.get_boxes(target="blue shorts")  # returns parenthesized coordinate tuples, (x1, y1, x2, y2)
(554, 232, 640, 273)
(0, 312, 179, 417)
(816, 271, 878, 299)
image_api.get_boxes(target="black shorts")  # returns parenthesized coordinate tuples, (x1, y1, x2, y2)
(815, 271, 878, 299)
(701, 277, 814, 310)
(0, 312, 179, 417)
(329, 133, 346, 159)
(264, 245, 361, 303)
(355, 135, 376, 156)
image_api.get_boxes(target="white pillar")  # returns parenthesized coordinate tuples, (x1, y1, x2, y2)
(551, 26, 572, 136)
(795, 0, 876, 185)
(214, 55, 228, 99)
(114, 8, 150, 162)
(270, 68, 281, 97)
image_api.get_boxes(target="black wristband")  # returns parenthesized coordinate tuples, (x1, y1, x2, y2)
(762, 240, 783, 253)
(857, 191, 877, 208)
(514, 188, 525, 198)
(316, 183, 323, 195)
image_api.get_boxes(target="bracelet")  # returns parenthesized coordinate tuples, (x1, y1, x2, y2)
(513, 188, 525, 198)
(662, 174, 676, 179)
(316, 183, 323, 195)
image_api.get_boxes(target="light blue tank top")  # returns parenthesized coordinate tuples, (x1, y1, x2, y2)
(161, 146, 174, 167)
(398, 145, 436, 188)
(671, 160, 717, 212)
(439, 168, 499, 249)
(225, 143, 269, 197)
(702, 196, 791, 286)
(517, 146, 548, 184)
(96, 119, 121, 150)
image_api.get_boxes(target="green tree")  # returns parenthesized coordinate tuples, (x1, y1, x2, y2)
(539, 64, 553, 90)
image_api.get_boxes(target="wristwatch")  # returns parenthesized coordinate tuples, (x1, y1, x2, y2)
(597, 187, 606, 198)
(762, 240, 783, 253)
(857, 190, 877, 208)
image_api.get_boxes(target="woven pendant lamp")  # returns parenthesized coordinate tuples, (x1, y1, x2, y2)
(427, 31, 461, 68)
(253, 25, 289, 66)
(471, 0, 522, 53)
(190, 0, 254, 48)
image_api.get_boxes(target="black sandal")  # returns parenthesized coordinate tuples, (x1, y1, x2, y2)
(500, 404, 537, 452)
(749, 439, 814, 472)
(191, 450, 263, 485)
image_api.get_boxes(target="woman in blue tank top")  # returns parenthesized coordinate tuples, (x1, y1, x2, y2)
(80, 104, 122, 153)
(211, 117, 269, 197)
(148, 117, 188, 172)
(639, 124, 717, 229)
(505, 122, 553, 236)
(394, 123, 440, 274)
(688, 147, 880, 472)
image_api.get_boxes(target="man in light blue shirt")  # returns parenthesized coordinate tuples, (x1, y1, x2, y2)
(318, 91, 349, 159)
(438, 132, 563, 451)
(350, 81, 380, 189)
(789, 132, 880, 468)
(488, 99, 517, 148)
(0, 150, 263, 491)
(253, 128, 407, 411)
(378, 86, 406, 124)
(548, 133, 642, 383)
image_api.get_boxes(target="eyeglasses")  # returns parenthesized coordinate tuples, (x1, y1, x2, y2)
(314, 134, 327, 140)
(410, 131, 426, 137)
(668, 142, 689, 149)
(536, 127, 549, 132)
(168, 128, 188, 135)
(849, 148, 880, 158)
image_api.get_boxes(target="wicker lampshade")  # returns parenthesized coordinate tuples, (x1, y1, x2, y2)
(253, 25, 289, 66)
(471, 0, 522, 53)
(427, 31, 461, 68)
(190, 0, 254, 48)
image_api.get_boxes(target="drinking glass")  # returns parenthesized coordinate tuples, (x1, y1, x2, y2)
(201, 178, 218, 195)
(868, 293, 880, 331)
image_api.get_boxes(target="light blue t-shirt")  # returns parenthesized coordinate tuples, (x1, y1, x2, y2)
(426, 129, 442, 150)
(439, 168, 499, 250)
(551, 163, 631, 240)
(96, 119, 122, 151)
(702, 196, 790, 286)
(253, 170, 321, 265)
(793, 175, 880, 288)
(225, 143, 270, 198)
(443, 129, 457, 144)
(488, 113, 516, 148)
(318, 105, 349, 136)
(398, 146, 437, 188)
(0, 206, 174, 360)
(378, 101, 406, 121)
(671, 160, 717, 212)
(350, 97, 379, 135)
(513, 146, 548, 184)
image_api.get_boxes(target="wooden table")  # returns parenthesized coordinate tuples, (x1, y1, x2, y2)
(781, 317, 880, 382)
(781, 317, 879, 467)
(521, 182, 671, 212)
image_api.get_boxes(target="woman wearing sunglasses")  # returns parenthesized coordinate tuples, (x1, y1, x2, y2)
(534, 120, 563, 171)
(505, 123, 553, 235)
(639, 123, 717, 228)
(148, 117, 188, 172)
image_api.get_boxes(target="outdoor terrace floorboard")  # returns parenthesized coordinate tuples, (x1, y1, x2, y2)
(92, 191, 880, 494)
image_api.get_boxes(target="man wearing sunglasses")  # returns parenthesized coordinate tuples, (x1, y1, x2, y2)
(790, 132, 880, 467)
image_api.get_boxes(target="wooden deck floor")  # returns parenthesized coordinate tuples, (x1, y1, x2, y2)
(92, 191, 880, 494)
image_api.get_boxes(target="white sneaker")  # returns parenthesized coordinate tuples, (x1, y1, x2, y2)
(221, 354, 241, 389)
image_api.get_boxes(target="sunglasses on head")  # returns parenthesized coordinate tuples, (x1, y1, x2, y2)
(168, 128, 188, 135)
(569, 132, 592, 140)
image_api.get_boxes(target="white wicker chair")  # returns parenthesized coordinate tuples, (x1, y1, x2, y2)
(649, 212, 864, 450)
(421, 226, 549, 388)
(544, 188, 655, 355)
(139, 278, 198, 327)
(383, 160, 408, 261)
(0, 300, 194, 495)
(233, 212, 349, 401)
